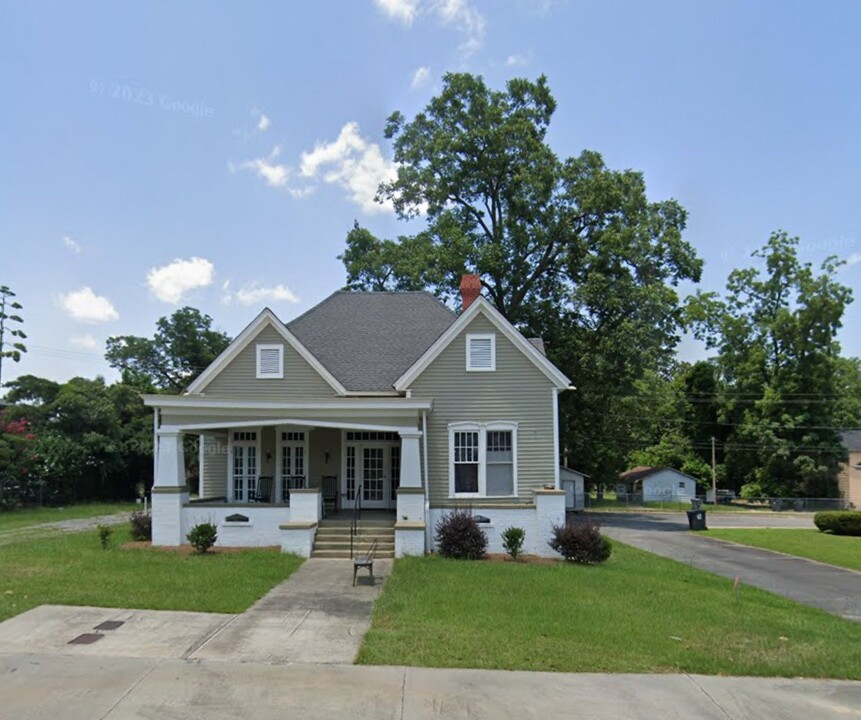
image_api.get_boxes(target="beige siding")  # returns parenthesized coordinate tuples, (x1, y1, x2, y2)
(839, 451, 861, 508)
(201, 325, 337, 399)
(407, 313, 557, 504)
(308, 427, 341, 490)
(200, 434, 227, 498)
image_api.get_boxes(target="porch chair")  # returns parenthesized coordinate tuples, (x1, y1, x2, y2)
(322, 475, 338, 517)
(250, 475, 274, 503)
(353, 538, 378, 586)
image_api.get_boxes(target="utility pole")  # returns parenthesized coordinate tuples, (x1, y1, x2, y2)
(711, 436, 717, 505)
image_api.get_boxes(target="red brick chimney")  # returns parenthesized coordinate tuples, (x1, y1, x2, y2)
(460, 274, 481, 310)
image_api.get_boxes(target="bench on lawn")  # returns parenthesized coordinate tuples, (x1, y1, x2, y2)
(352, 538, 378, 586)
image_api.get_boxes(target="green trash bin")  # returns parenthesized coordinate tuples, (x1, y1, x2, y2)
(686, 509, 707, 531)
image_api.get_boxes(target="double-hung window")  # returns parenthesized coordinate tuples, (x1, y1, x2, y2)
(449, 422, 517, 497)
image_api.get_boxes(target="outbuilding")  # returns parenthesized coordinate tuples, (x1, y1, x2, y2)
(619, 466, 698, 503)
(560, 466, 588, 511)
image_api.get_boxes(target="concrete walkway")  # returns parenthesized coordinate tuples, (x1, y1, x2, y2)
(1, 653, 858, 720)
(595, 512, 861, 621)
(0, 512, 131, 547)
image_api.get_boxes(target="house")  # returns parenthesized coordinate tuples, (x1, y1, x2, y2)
(560, 466, 587, 511)
(145, 275, 572, 558)
(619, 466, 698, 503)
(838, 430, 861, 509)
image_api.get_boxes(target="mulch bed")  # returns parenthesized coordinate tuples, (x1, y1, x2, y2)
(482, 553, 560, 566)
(120, 541, 280, 555)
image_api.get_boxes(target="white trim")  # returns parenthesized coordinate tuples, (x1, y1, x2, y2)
(553, 388, 560, 490)
(255, 343, 284, 379)
(394, 296, 570, 390)
(185, 308, 347, 395)
(227, 427, 261, 503)
(276, 426, 309, 503)
(448, 421, 518, 499)
(161, 418, 422, 434)
(466, 333, 496, 372)
(143, 395, 433, 412)
(198, 433, 204, 496)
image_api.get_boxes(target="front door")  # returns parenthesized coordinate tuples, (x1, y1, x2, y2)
(232, 437, 258, 502)
(361, 445, 387, 509)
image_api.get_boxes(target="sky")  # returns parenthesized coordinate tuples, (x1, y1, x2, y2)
(1, 0, 860, 386)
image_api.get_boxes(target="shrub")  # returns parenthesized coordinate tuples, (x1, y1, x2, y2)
(813, 511, 861, 537)
(129, 511, 152, 541)
(435, 509, 487, 560)
(501, 526, 526, 560)
(549, 521, 612, 564)
(186, 521, 218, 554)
(96, 524, 113, 550)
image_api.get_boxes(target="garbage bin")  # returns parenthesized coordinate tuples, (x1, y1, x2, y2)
(686, 509, 707, 531)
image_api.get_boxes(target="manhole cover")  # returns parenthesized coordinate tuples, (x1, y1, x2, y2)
(68, 633, 103, 645)
(94, 621, 124, 631)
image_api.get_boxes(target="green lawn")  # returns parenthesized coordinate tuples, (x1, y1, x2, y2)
(706, 528, 861, 572)
(0, 526, 303, 623)
(358, 545, 861, 679)
(0, 503, 140, 532)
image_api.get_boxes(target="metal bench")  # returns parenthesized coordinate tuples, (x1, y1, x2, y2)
(352, 538, 378, 586)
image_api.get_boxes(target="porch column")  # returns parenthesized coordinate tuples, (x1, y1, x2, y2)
(396, 430, 426, 556)
(152, 430, 188, 546)
(399, 431, 422, 488)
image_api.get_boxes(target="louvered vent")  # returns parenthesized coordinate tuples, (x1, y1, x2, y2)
(256, 344, 283, 378)
(467, 335, 495, 371)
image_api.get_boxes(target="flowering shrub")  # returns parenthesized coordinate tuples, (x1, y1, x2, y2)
(0, 415, 37, 509)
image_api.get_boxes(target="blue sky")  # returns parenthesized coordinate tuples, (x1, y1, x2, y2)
(1, 0, 859, 385)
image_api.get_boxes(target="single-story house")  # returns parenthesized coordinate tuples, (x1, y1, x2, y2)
(619, 466, 698, 503)
(560, 466, 587, 511)
(839, 430, 861, 509)
(145, 275, 573, 558)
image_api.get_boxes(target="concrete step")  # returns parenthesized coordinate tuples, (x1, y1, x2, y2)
(318, 523, 396, 531)
(310, 549, 396, 559)
(313, 540, 395, 551)
(315, 529, 395, 539)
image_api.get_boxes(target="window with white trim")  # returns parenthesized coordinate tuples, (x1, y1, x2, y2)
(466, 333, 495, 371)
(449, 422, 517, 497)
(256, 344, 284, 378)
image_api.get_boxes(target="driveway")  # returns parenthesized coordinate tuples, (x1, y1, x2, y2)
(0, 512, 131, 548)
(593, 512, 861, 621)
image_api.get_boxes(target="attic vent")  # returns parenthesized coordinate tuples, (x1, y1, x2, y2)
(466, 334, 495, 372)
(256, 344, 283, 379)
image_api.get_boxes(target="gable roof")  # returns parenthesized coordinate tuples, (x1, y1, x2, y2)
(394, 296, 571, 390)
(286, 291, 457, 392)
(841, 430, 861, 451)
(619, 466, 699, 484)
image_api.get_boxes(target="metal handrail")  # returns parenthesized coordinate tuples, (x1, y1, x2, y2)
(350, 482, 363, 560)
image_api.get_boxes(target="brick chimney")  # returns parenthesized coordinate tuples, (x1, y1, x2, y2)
(460, 273, 481, 311)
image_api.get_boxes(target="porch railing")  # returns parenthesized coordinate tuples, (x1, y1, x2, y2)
(350, 482, 363, 560)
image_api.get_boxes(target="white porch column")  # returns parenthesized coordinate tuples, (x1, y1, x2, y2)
(152, 430, 189, 546)
(396, 430, 426, 556)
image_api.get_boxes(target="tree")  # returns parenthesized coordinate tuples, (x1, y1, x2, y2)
(343, 73, 702, 482)
(0, 285, 27, 391)
(106, 307, 230, 392)
(688, 231, 853, 496)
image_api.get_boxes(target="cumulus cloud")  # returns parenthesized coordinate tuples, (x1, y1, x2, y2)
(375, 0, 485, 54)
(62, 236, 82, 253)
(223, 282, 301, 306)
(411, 66, 431, 89)
(257, 114, 271, 131)
(374, 0, 421, 23)
(59, 287, 119, 323)
(147, 257, 215, 304)
(846, 252, 861, 267)
(229, 145, 314, 198)
(70, 334, 98, 350)
(299, 122, 396, 214)
(506, 53, 530, 67)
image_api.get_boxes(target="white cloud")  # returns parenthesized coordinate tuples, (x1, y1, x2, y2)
(147, 257, 215, 304)
(506, 53, 530, 67)
(257, 114, 271, 131)
(299, 122, 396, 214)
(59, 287, 119, 323)
(62, 236, 81, 253)
(223, 282, 301, 306)
(411, 66, 431, 89)
(374, 0, 421, 24)
(229, 145, 314, 198)
(846, 252, 861, 267)
(70, 334, 98, 350)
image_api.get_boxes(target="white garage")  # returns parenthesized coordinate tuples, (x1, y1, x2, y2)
(620, 466, 698, 503)
(560, 466, 588, 511)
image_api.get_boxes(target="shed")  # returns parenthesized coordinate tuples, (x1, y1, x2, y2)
(560, 467, 588, 511)
(619, 466, 698, 503)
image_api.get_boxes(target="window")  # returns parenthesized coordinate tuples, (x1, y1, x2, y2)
(256, 344, 284, 378)
(345, 431, 399, 442)
(678, 481, 686, 489)
(449, 423, 517, 497)
(466, 333, 495, 371)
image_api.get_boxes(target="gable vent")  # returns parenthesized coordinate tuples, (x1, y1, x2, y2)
(256, 344, 284, 378)
(467, 334, 495, 371)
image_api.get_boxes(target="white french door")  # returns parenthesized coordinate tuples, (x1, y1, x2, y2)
(361, 446, 386, 509)
(231, 432, 258, 502)
(278, 431, 307, 503)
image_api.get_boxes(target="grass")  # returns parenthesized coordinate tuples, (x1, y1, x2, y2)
(585, 500, 801, 514)
(0, 526, 303, 623)
(0, 503, 140, 532)
(358, 544, 861, 678)
(705, 528, 861, 572)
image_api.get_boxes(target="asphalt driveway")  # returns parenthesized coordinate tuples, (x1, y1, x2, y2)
(593, 512, 861, 621)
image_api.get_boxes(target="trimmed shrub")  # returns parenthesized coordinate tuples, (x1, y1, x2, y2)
(96, 524, 113, 550)
(187, 521, 218, 554)
(813, 511, 861, 537)
(501, 526, 526, 560)
(549, 521, 612, 564)
(129, 511, 152, 541)
(435, 509, 487, 560)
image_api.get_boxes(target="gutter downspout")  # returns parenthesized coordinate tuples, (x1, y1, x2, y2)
(422, 409, 430, 552)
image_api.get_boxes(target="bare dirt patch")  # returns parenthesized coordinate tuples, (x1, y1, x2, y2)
(120, 541, 280, 555)
(482, 553, 560, 566)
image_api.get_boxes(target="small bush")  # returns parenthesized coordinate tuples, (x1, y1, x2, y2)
(129, 511, 152, 541)
(435, 509, 487, 560)
(501, 526, 526, 560)
(549, 521, 612, 564)
(813, 511, 861, 537)
(187, 521, 218, 554)
(96, 524, 113, 550)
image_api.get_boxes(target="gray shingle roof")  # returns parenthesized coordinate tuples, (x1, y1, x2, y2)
(287, 291, 456, 392)
(841, 430, 861, 451)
